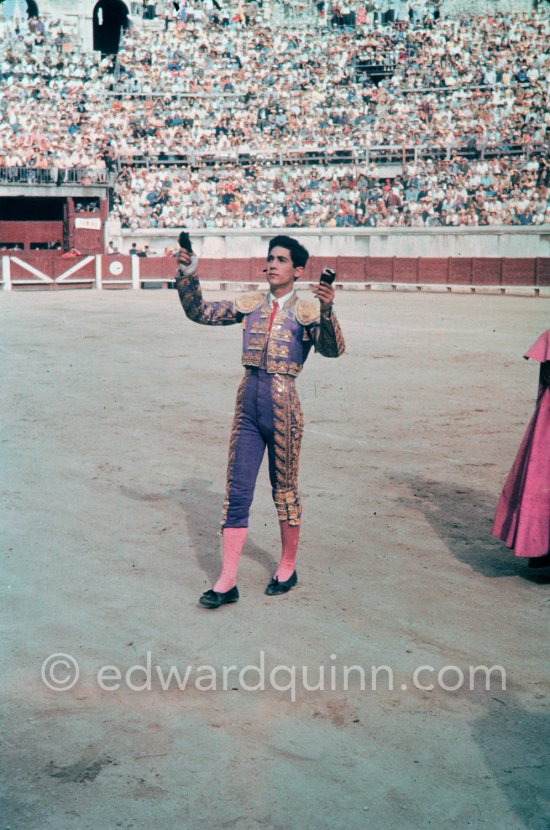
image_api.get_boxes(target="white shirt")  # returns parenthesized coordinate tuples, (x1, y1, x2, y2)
(269, 288, 295, 309)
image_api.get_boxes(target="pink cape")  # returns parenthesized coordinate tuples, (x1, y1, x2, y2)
(492, 331, 550, 558)
(525, 329, 550, 362)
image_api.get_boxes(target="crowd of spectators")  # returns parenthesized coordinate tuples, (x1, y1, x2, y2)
(110, 3, 547, 156)
(0, 1, 547, 228)
(0, 15, 115, 173)
(115, 153, 549, 228)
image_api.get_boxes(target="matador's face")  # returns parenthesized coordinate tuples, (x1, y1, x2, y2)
(266, 246, 304, 295)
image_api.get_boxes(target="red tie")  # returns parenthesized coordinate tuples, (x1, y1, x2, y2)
(267, 300, 279, 334)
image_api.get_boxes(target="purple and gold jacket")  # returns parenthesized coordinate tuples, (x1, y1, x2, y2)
(176, 274, 345, 377)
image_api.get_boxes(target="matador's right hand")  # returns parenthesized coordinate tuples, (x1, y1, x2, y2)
(176, 248, 199, 277)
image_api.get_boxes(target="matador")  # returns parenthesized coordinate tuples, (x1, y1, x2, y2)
(175, 235, 346, 608)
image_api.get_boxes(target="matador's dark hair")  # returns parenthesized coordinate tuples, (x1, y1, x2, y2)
(268, 235, 309, 269)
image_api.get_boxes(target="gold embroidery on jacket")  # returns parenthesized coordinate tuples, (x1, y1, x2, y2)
(316, 311, 346, 357)
(177, 277, 239, 325)
(235, 292, 265, 314)
(240, 295, 315, 376)
(268, 343, 290, 360)
(264, 359, 303, 376)
(248, 336, 266, 351)
(295, 299, 320, 326)
(271, 327, 292, 342)
(242, 352, 262, 368)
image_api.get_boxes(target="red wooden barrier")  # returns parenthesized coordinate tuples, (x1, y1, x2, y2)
(0, 221, 63, 251)
(337, 256, 365, 281)
(222, 258, 252, 280)
(393, 257, 418, 283)
(139, 257, 163, 279)
(8, 254, 54, 284)
(448, 258, 473, 284)
(196, 259, 222, 279)
(102, 255, 133, 285)
(536, 258, 550, 286)
(53, 256, 95, 283)
(308, 256, 338, 282)
(364, 257, 393, 281)
(3, 254, 549, 290)
(501, 259, 534, 286)
(418, 258, 448, 284)
(472, 258, 502, 285)
(251, 257, 268, 281)
(161, 255, 179, 279)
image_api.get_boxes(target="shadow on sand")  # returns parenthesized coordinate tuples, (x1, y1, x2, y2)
(473, 695, 550, 829)
(169, 477, 277, 582)
(395, 476, 550, 583)
(120, 478, 276, 583)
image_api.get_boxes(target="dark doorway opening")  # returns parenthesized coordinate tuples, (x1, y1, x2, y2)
(93, 0, 129, 55)
(0, 197, 65, 221)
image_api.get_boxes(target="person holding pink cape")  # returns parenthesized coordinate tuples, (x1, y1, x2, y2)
(492, 330, 550, 568)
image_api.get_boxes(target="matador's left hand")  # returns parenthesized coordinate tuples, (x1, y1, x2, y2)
(311, 281, 335, 313)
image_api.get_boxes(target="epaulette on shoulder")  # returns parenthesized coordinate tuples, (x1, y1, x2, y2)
(295, 299, 320, 326)
(234, 292, 265, 314)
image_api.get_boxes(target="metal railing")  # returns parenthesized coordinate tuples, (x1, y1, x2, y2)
(117, 141, 537, 170)
(0, 143, 540, 190)
(105, 81, 502, 99)
(0, 168, 114, 186)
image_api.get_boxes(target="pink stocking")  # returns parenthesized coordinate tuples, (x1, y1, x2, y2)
(213, 527, 247, 593)
(275, 521, 300, 582)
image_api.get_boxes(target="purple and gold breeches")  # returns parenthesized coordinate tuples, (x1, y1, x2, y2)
(222, 368, 304, 528)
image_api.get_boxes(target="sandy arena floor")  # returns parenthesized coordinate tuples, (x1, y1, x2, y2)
(1, 288, 549, 830)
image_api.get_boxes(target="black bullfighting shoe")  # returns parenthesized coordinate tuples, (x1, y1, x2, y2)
(199, 586, 239, 608)
(264, 571, 298, 596)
